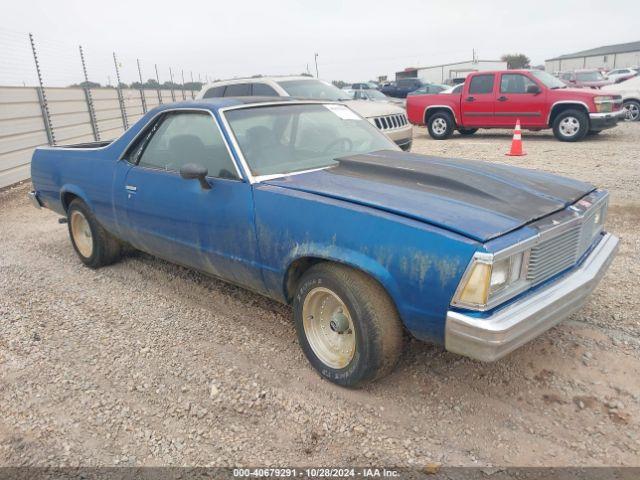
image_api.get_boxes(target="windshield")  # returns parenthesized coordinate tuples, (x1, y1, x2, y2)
(225, 103, 397, 177)
(530, 70, 566, 89)
(576, 71, 605, 82)
(277, 79, 352, 101)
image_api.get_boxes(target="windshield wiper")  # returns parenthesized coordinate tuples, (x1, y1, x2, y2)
(550, 86, 567, 89)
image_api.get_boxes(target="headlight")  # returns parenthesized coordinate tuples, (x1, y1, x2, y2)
(594, 96, 614, 113)
(453, 251, 529, 310)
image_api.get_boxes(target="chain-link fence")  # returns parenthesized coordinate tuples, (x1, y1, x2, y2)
(0, 27, 216, 188)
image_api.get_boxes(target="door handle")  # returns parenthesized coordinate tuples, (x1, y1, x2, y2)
(497, 96, 508, 102)
(466, 96, 475, 102)
(125, 185, 137, 192)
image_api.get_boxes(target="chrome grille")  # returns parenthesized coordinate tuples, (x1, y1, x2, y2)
(373, 113, 407, 131)
(527, 202, 605, 285)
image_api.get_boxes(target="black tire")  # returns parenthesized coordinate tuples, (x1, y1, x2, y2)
(293, 263, 403, 388)
(552, 109, 589, 142)
(427, 111, 455, 140)
(587, 130, 601, 136)
(458, 128, 478, 136)
(67, 198, 122, 268)
(623, 100, 640, 122)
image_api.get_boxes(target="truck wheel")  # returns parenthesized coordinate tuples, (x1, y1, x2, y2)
(427, 112, 454, 140)
(293, 263, 403, 388)
(623, 100, 640, 121)
(67, 199, 122, 269)
(458, 128, 478, 136)
(552, 109, 589, 142)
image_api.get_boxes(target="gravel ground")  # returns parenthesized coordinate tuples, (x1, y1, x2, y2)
(1, 122, 639, 468)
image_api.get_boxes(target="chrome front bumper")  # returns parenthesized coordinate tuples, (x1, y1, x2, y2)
(445, 232, 619, 362)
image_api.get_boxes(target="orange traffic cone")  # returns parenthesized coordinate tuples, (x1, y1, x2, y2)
(506, 119, 526, 156)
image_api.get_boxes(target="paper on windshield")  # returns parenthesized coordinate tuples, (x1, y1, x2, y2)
(324, 104, 361, 120)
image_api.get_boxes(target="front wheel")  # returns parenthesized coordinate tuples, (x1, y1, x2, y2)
(427, 112, 454, 140)
(67, 199, 122, 268)
(293, 263, 403, 387)
(623, 100, 640, 121)
(552, 109, 589, 142)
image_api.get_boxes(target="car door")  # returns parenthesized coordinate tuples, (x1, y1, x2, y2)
(115, 109, 267, 294)
(461, 74, 496, 126)
(494, 72, 547, 127)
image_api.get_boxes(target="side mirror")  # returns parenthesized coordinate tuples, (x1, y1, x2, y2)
(526, 84, 541, 94)
(180, 163, 211, 190)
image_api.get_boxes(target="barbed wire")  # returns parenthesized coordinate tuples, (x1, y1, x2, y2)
(0, 27, 214, 89)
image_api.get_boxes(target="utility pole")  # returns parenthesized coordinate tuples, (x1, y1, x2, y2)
(314, 53, 319, 78)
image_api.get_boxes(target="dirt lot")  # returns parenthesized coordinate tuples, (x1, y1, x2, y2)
(1, 123, 639, 468)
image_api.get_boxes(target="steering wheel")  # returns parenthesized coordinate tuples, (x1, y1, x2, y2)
(322, 137, 353, 155)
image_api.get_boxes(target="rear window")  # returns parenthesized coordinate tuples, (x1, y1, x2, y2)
(468, 74, 494, 94)
(397, 79, 420, 88)
(224, 83, 251, 96)
(203, 86, 225, 98)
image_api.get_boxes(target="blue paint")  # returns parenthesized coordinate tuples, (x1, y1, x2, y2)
(29, 99, 590, 345)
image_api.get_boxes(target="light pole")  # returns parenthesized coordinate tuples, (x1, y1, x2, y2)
(314, 53, 319, 78)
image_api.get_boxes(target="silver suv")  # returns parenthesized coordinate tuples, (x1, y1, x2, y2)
(197, 76, 412, 151)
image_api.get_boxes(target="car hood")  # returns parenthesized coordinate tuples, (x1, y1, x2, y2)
(342, 100, 405, 118)
(263, 151, 595, 242)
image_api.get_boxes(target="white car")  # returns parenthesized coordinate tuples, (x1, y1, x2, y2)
(605, 68, 638, 84)
(601, 75, 640, 121)
(197, 76, 413, 151)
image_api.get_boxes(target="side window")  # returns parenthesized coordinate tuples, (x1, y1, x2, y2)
(500, 74, 538, 94)
(251, 83, 279, 96)
(137, 112, 239, 180)
(203, 86, 225, 98)
(561, 73, 573, 81)
(224, 83, 251, 96)
(468, 74, 494, 94)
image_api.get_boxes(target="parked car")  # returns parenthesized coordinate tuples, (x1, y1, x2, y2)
(407, 84, 448, 96)
(351, 82, 378, 90)
(558, 69, 614, 89)
(28, 98, 618, 387)
(440, 84, 464, 94)
(601, 75, 640, 121)
(351, 88, 405, 107)
(381, 78, 425, 98)
(605, 68, 638, 84)
(407, 70, 625, 141)
(198, 76, 412, 151)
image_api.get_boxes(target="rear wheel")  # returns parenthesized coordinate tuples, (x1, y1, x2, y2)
(427, 112, 454, 140)
(67, 199, 122, 268)
(458, 128, 478, 136)
(293, 263, 403, 387)
(623, 100, 640, 121)
(552, 109, 589, 142)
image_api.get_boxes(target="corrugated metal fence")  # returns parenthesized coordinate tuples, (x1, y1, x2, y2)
(0, 86, 193, 189)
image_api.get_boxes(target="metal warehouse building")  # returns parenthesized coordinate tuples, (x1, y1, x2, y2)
(395, 59, 507, 84)
(545, 40, 640, 73)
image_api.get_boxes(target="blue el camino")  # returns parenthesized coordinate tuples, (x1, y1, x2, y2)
(29, 98, 619, 387)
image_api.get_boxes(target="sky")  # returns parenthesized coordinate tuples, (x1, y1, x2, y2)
(2, 0, 639, 87)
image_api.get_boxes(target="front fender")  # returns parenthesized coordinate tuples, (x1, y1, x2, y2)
(283, 242, 402, 306)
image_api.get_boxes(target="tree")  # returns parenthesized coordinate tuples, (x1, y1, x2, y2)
(68, 80, 101, 88)
(501, 53, 531, 69)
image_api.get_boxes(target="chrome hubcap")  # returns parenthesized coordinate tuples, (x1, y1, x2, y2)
(70, 211, 93, 258)
(624, 103, 639, 121)
(559, 116, 580, 137)
(432, 118, 447, 135)
(302, 287, 356, 369)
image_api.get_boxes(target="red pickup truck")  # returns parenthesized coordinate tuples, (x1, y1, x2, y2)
(406, 70, 625, 141)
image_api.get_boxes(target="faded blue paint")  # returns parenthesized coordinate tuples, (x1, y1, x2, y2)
(30, 99, 577, 345)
